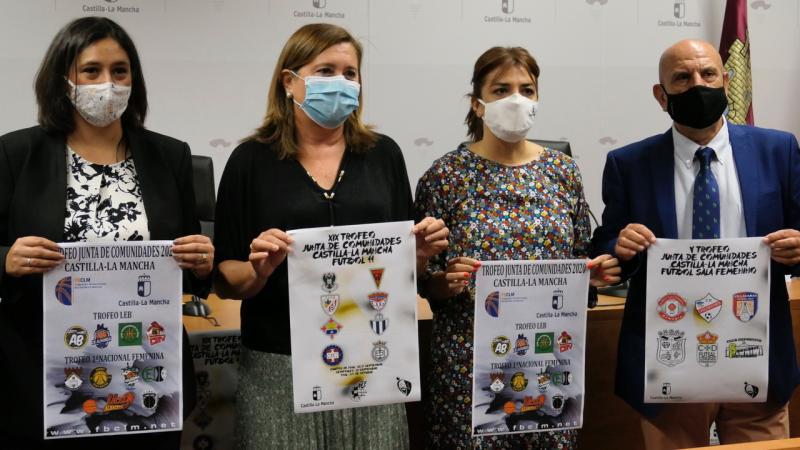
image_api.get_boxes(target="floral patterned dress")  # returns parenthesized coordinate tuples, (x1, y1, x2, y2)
(414, 144, 591, 449)
(63, 147, 149, 242)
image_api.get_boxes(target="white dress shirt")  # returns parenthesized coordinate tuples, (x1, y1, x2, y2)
(673, 120, 746, 239)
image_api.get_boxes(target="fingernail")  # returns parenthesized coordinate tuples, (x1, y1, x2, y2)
(474, 262, 482, 267)
(586, 262, 594, 269)
(464, 272, 471, 278)
(603, 275, 612, 281)
(463, 281, 469, 285)
(472, 266, 479, 272)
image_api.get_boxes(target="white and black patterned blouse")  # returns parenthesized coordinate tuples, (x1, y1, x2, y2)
(63, 147, 149, 242)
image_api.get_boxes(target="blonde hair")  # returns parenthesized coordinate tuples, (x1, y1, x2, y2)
(248, 23, 376, 158)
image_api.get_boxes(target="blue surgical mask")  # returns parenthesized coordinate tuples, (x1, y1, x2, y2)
(290, 71, 361, 129)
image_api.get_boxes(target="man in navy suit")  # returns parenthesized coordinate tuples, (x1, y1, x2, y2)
(592, 39, 800, 449)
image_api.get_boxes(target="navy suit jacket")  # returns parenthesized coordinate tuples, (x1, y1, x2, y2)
(591, 123, 800, 417)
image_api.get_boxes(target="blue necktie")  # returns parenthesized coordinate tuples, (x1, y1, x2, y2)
(692, 147, 720, 239)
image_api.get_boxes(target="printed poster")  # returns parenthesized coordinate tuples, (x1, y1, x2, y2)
(43, 241, 183, 439)
(645, 238, 770, 402)
(287, 221, 420, 412)
(472, 260, 589, 436)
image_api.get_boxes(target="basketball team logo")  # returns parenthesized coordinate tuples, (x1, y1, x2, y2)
(55, 276, 73, 306)
(534, 332, 554, 354)
(146, 321, 166, 345)
(489, 372, 505, 393)
(121, 364, 140, 389)
(89, 367, 111, 388)
(142, 391, 159, 410)
(64, 367, 83, 390)
(513, 334, 529, 356)
(537, 371, 551, 393)
(142, 366, 166, 382)
(510, 372, 528, 391)
(118, 322, 143, 346)
(557, 331, 573, 352)
(92, 323, 112, 348)
(485, 291, 500, 318)
(491, 336, 511, 356)
(64, 325, 88, 349)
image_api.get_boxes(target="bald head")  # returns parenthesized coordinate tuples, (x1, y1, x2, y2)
(658, 39, 724, 85)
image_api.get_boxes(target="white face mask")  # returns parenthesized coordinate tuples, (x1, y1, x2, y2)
(67, 80, 132, 128)
(478, 93, 539, 143)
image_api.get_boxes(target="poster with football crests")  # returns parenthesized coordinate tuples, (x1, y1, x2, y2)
(472, 259, 589, 436)
(43, 241, 183, 439)
(287, 221, 420, 413)
(644, 238, 770, 403)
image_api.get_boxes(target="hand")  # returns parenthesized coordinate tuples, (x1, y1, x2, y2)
(172, 235, 214, 279)
(763, 229, 800, 265)
(443, 256, 480, 296)
(4, 236, 63, 277)
(249, 229, 293, 280)
(413, 217, 449, 266)
(587, 254, 622, 287)
(614, 223, 656, 261)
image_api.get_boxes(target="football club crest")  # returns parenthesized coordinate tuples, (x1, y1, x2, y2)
(489, 372, 505, 393)
(396, 377, 412, 396)
(696, 331, 719, 367)
(694, 294, 722, 322)
(89, 367, 111, 388)
(551, 394, 565, 411)
(142, 366, 166, 382)
(557, 331, 573, 352)
(485, 291, 500, 318)
(137, 274, 151, 297)
(510, 372, 528, 391)
(350, 380, 367, 401)
(371, 341, 389, 362)
(370, 268, 385, 288)
(368, 291, 389, 311)
(92, 323, 112, 348)
(725, 338, 764, 358)
(552, 289, 564, 310)
(321, 318, 343, 339)
(55, 276, 73, 305)
(64, 367, 83, 390)
(537, 371, 551, 392)
(146, 321, 166, 345)
(534, 332, 554, 354)
(733, 292, 758, 322)
(119, 322, 143, 346)
(320, 294, 340, 315)
(656, 329, 686, 367)
(322, 344, 343, 366)
(513, 334, 529, 356)
(321, 272, 338, 293)
(657, 294, 687, 321)
(491, 336, 511, 356)
(744, 382, 759, 398)
(521, 395, 545, 412)
(64, 325, 88, 349)
(121, 364, 140, 389)
(143, 391, 159, 410)
(370, 313, 388, 335)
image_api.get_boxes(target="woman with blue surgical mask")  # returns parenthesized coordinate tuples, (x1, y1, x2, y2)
(213, 23, 448, 449)
(414, 46, 621, 449)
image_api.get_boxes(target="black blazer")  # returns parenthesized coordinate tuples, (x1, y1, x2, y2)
(0, 125, 207, 446)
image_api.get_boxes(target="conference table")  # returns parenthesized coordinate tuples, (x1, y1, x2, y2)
(180, 280, 800, 450)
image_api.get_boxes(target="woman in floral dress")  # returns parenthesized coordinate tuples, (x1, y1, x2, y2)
(414, 46, 620, 449)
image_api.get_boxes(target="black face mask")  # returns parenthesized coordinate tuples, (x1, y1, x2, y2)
(662, 85, 728, 129)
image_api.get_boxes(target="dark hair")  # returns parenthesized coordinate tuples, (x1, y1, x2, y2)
(35, 17, 147, 134)
(465, 46, 540, 141)
(248, 23, 376, 159)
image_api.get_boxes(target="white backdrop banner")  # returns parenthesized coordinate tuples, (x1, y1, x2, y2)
(644, 238, 770, 403)
(287, 221, 420, 412)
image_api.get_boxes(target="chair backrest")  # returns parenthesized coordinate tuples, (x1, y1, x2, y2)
(191, 155, 215, 239)
(529, 139, 571, 156)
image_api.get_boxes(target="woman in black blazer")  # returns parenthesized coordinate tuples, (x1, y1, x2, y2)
(0, 17, 213, 449)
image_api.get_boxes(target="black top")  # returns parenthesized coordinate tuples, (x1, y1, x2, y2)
(214, 134, 413, 354)
(0, 126, 207, 448)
